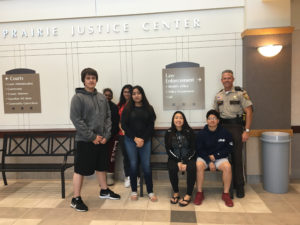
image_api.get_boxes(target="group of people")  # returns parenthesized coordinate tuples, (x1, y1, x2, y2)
(70, 67, 253, 212)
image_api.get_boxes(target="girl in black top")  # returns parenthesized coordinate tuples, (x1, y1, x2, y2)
(117, 84, 133, 188)
(121, 85, 157, 201)
(165, 111, 196, 207)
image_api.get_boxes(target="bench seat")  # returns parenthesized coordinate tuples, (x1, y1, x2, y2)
(0, 132, 75, 198)
(0, 163, 74, 172)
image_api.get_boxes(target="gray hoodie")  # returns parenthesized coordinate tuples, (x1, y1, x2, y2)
(70, 88, 111, 142)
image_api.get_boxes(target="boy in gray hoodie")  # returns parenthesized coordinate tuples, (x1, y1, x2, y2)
(70, 68, 120, 212)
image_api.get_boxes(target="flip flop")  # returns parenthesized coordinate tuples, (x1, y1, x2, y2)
(179, 197, 191, 207)
(170, 195, 180, 204)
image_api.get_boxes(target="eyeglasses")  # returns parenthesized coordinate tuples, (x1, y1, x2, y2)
(207, 117, 218, 121)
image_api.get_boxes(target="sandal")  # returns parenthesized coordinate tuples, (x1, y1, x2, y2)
(179, 196, 191, 207)
(148, 193, 158, 202)
(170, 194, 180, 204)
(130, 192, 138, 201)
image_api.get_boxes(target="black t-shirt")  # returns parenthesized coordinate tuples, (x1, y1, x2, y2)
(108, 101, 120, 137)
(121, 105, 156, 141)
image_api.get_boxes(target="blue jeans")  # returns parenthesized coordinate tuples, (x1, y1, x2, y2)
(124, 135, 153, 193)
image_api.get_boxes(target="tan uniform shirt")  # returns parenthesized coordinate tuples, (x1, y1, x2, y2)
(213, 86, 252, 119)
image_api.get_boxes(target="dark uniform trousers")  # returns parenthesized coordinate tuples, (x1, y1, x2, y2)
(222, 123, 244, 187)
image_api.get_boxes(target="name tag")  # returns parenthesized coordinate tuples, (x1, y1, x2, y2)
(230, 100, 240, 105)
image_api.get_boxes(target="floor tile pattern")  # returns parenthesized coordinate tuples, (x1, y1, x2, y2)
(0, 178, 299, 225)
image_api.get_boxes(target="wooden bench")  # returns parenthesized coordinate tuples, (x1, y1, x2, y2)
(0, 132, 75, 198)
(139, 129, 234, 199)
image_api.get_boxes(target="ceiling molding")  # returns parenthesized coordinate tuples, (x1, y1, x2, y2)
(241, 26, 294, 38)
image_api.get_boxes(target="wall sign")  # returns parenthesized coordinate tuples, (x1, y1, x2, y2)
(0, 18, 200, 39)
(2, 69, 41, 113)
(162, 63, 205, 110)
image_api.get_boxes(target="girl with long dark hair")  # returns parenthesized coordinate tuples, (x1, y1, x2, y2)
(165, 111, 196, 207)
(117, 84, 133, 187)
(121, 85, 157, 201)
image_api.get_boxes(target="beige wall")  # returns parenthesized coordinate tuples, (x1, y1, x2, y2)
(291, 0, 300, 125)
(245, 0, 291, 29)
(291, 0, 300, 178)
(292, 30, 300, 125)
(246, 138, 262, 176)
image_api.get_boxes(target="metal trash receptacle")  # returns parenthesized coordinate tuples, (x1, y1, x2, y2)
(261, 132, 290, 194)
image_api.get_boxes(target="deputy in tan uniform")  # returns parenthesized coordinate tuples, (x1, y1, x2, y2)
(213, 69, 253, 198)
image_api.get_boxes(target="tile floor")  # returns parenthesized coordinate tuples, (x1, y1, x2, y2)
(0, 178, 299, 225)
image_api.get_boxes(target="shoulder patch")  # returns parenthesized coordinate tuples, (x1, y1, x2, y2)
(243, 91, 250, 100)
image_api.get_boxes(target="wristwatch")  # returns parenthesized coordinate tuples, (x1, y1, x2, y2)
(245, 129, 250, 132)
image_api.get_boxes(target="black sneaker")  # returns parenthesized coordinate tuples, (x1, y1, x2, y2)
(236, 186, 245, 198)
(99, 188, 121, 200)
(70, 196, 88, 212)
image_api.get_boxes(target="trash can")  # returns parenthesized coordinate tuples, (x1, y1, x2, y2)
(261, 132, 290, 194)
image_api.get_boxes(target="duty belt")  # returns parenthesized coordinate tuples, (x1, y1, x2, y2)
(220, 117, 243, 125)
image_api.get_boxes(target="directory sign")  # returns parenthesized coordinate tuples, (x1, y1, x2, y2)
(162, 67, 205, 110)
(2, 73, 41, 113)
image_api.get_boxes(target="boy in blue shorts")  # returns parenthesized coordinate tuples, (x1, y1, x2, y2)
(194, 110, 234, 207)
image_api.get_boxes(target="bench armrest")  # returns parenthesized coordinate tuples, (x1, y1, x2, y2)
(62, 149, 76, 167)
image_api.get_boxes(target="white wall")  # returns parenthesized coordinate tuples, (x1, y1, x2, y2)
(0, 0, 294, 130)
(0, 7, 244, 129)
(0, 0, 96, 22)
(97, 0, 244, 17)
(1, 0, 291, 29)
(0, 0, 244, 22)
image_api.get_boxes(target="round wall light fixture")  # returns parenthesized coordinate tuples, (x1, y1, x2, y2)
(257, 44, 283, 57)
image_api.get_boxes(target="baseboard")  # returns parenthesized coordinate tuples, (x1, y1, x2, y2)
(291, 169, 300, 179)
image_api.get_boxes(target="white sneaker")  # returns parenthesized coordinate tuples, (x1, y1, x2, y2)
(124, 176, 130, 188)
(137, 177, 140, 187)
(148, 193, 158, 202)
